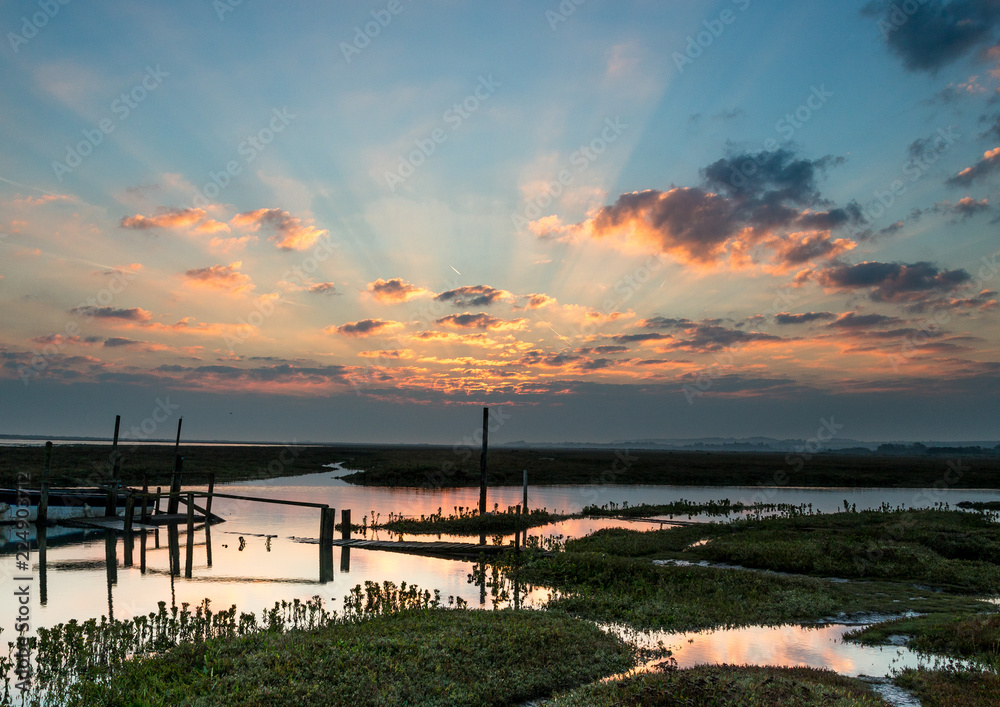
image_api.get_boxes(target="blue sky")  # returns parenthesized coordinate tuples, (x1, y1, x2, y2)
(1, 0, 999, 444)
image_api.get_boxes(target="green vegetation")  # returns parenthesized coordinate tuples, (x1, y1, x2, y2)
(564, 508, 1000, 593)
(894, 668, 1000, 707)
(546, 665, 891, 706)
(846, 613, 1000, 669)
(67, 609, 633, 707)
(957, 500, 1000, 511)
(7, 443, 997, 488)
(377, 505, 570, 535)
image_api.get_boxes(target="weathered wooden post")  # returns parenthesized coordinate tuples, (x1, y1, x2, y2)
(319, 506, 336, 546)
(106, 416, 121, 516)
(185, 492, 194, 578)
(479, 407, 489, 516)
(341, 509, 352, 540)
(37, 441, 52, 525)
(515, 504, 521, 553)
(205, 524, 213, 568)
(123, 496, 135, 567)
(154, 486, 162, 516)
(168, 418, 183, 515)
(205, 472, 215, 518)
(140, 529, 147, 574)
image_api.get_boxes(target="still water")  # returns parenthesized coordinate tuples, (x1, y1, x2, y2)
(2, 466, 998, 682)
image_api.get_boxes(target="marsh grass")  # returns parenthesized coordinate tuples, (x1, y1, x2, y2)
(64, 608, 635, 707)
(893, 667, 1000, 707)
(545, 664, 892, 706)
(376, 504, 569, 535)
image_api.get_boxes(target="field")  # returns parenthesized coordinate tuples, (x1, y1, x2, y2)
(2, 443, 998, 488)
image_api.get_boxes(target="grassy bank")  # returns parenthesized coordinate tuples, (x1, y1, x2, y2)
(564, 508, 1000, 593)
(67, 609, 633, 707)
(377, 505, 570, 535)
(846, 613, 1000, 669)
(894, 668, 1000, 707)
(546, 665, 891, 706)
(5, 443, 998, 488)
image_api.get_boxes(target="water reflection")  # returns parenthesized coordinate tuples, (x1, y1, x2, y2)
(602, 622, 983, 678)
(4, 470, 999, 686)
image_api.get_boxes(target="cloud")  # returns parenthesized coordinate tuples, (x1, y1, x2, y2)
(945, 288, 999, 311)
(436, 313, 528, 330)
(10, 193, 77, 207)
(367, 278, 429, 303)
(811, 261, 972, 302)
(613, 332, 672, 344)
(120, 207, 230, 234)
(862, 0, 1000, 72)
(946, 147, 1000, 186)
(663, 323, 782, 353)
(231, 208, 328, 251)
(934, 196, 991, 219)
(307, 282, 338, 295)
(828, 312, 905, 328)
(357, 349, 415, 359)
(639, 316, 695, 329)
(69, 306, 152, 321)
(435, 285, 510, 307)
(328, 319, 402, 337)
(520, 293, 556, 309)
(533, 149, 862, 270)
(184, 261, 254, 293)
(773, 312, 837, 325)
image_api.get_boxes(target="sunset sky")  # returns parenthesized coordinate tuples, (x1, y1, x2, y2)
(1, 0, 999, 444)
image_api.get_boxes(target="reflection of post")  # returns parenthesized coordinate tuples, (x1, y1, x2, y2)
(522, 469, 528, 546)
(185, 493, 194, 579)
(140, 530, 147, 574)
(123, 496, 135, 568)
(123, 530, 134, 568)
(167, 524, 180, 576)
(38, 525, 47, 606)
(105, 530, 117, 620)
(319, 544, 333, 583)
(205, 524, 213, 568)
(479, 407, 489, 515)
(479, 557, 486, 606)
(340, 546, 351, 573)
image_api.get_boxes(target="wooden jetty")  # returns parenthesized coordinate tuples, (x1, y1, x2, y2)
(294, 536, 529, 561)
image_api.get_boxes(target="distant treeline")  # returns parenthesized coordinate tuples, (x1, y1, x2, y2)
(874, 443, 1000, 457)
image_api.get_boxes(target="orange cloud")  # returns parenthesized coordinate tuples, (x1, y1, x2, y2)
(120, 207, 230, 234)
(184, 261, 254, 293)
(436, 313, 528, 331)
(367, 278, 430, 303)
(231, 208, 327, 251)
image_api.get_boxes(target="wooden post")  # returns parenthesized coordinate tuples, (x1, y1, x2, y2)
(205, 472, 215, 517)
(185, 492, 194, 578)
(168, 418, 183, 515)
(105, 416, 121, 516)
(38, 525, 47, 606)
(479, 407, 489, 516)
(111, 414, 121, 482)
(205, 524, 213, 568)
(123, 496, 135, 567)
(319, 506, 336, 547)
(168, 456, 183, 515)
(140, 530, 147, 574)
(37, 441, 52, 525)
(105, 488, 116, 518)
(154, 486, 162, 516)
(341, 509, 352, 540)
(522, 469, 528, 547)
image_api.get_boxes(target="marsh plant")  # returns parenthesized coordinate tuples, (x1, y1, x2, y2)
(6, 581, 454, 706)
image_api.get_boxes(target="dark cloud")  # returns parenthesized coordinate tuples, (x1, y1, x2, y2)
(577, 345, 630, 355)
(103, 337, 143, 347)
(435, 285, 508, 307)
(773, 312, 837, 325)
(946, 147, 1000, 186)
(612, 332, 672, 344)
(69, 306, 152, 321)
(813, 261, 972, 302)
(667, 324, 782, 353)
(934, 196, 991, 219)
(520, 351, 581, 367)
(307, 282, 338, 295)
(827, 312, 905, 328)
(333, 319, 399, 337)
(862, 0, 1000, 72)
(638, 317, 694, 329)
(367, 278, 427, 303)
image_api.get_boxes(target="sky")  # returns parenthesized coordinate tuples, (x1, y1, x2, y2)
(1, 0, 999, 445)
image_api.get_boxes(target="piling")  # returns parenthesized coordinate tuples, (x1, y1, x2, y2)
(205, 472, 215, 517)
(479, 407, 489, 515)
(123, 496, 135, 567)
(168, 418, 183, 515)
(37, 441, 52, 525)
(341, 509, 352, 540)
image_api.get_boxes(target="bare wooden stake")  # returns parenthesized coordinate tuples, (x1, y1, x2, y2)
(185, 492, 195, 578)
(341, 509, 352, 540)
(37, 441, 52, 525)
